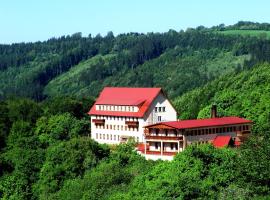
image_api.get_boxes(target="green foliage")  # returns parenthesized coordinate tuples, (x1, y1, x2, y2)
(7, 98, 42, 124)
(0, 102, 10, 149)
(56, 142, 153, 200)
(237, 135, 270, 195)
(2, 22, 269, 100)
(174, 63, 270, 134)
(45, 48, 249, 99)
(0, 120, 45, 200)
(217, 30, 270, 39)
(0, 96, 94, 199)
(33, 137, 109, 199)
(122, 145, 238, 200)
(35, 113, 90, 145)
(41, 96, 94, 119)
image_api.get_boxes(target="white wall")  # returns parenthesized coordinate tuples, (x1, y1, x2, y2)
(91, 115, 144, 144)
(144, 154, 174, 161)
(144, 92, 177, 125)
(186, 132, 237, 145)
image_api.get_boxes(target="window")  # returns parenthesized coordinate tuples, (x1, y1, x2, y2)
(96, 133, 98, 139)
(155, 129, 159, 135)
(165, 129, 168, 136)
(155, 142, 159, 149)
(158, 107, 162, 112)
(155, 107, 158, 112)
(110, 134, 112, 140)
(114, 135, 116, 140)
(107, 134, 109, 140)
(170, 143, 174, 150)
(162, 107, 166, 112)
(103, 134, 105, 139)
(158, 116, 162, 122)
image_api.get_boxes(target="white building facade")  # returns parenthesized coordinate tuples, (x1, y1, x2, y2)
(88, 87, 177, 144)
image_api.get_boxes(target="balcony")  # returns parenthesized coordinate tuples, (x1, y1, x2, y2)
(92, 119, 105, 124)
(125, 121, 139, 127)
(145, 135, 183, 141)
(145, 151, 177, 156)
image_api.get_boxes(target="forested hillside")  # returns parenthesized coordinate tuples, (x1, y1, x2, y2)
(1, 21, 270, 199)
(1, 21, 270, 100)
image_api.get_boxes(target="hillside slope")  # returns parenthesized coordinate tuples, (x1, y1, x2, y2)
(44, 49, 249, 98)
(173, 63, 270, 133)
(1, 23, 270, 101)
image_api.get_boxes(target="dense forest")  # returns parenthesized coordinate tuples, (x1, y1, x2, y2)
(1, 21, 270, 199)
(1, 21, 270, 100)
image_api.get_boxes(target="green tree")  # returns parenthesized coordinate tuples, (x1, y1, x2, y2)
(35, 113, 90, 146)
(33, 137, 109, 199)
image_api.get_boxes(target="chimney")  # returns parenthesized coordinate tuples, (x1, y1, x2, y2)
(211, 105, 217, 118)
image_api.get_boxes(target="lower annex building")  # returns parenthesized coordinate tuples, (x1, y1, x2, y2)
(138, 105, 252, 160)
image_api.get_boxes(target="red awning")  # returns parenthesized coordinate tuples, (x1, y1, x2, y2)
(213, 136, 232, 148)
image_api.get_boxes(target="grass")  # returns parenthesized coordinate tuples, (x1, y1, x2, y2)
(217, 29, 270, 39)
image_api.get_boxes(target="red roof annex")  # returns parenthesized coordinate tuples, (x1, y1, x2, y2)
(212, 136, 232, 148)
(145, 117, 252, 129)
(88, 87, 162, 117)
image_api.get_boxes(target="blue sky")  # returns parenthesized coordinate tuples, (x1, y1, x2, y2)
(1, 0, 270, 44)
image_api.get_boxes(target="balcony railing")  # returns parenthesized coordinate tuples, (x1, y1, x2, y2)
(145, 135, 183, 141)
(125, 121, 139, 127)
(92, 119, 105, 124)
(145, 151, 177, 156)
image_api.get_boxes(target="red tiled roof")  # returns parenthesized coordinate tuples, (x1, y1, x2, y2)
(145, 117, 252, 129)
(88, 87, 162, 117)
(212, 136, 232, 148)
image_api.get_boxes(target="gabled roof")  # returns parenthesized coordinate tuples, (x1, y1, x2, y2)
(212, 136, 232, 148)
(145, 117, 252, 129)
(88, 87, 162, 117)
